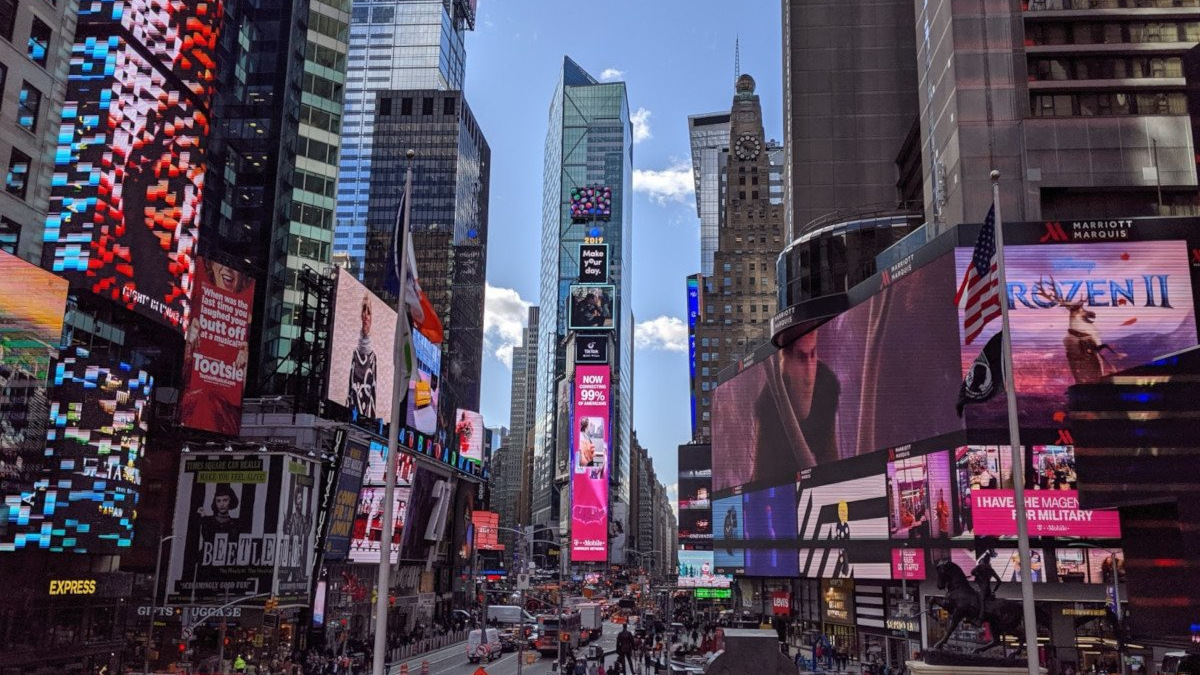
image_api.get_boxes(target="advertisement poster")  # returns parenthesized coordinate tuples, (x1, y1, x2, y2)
(677, 550, 732, 588)
(179, 257, 255, 435)
(348, 440, 415, 564)
(407, 330, 440, 435)
(886, 450, 956, 539)
(955, 240, 1197, 428)
(950, 548, 1047, 583)
(568, 285, 615, 330)
(33, 348, 154, 552)
(892, 548, 926, 580)
(744, 485, 799, 577)
(970, 489, 1121, 537)
(0, 250, 67, 524)
(327, 268, 398, 424)
(454, 409, 484, 465)
(43, 0, 224, 332)
(712, 255, 962, 494)
(472, 511, 504, 551)
(578, 244, 609, 283)
(570, 364, 610, 562)
(322, 439, 369, 561)
(166, 453, 320, 603)
(795, 455, 891, 580)
(713, 494, 744, 574)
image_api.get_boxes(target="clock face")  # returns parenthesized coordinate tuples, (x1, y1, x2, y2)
(735, 133, 761, 161)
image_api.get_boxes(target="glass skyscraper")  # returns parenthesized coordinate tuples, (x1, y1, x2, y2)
(334, 0, 471, 275)
(533, 57, 634, 564)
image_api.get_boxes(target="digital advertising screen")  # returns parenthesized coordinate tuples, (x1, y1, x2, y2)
(166, 453, 320, 603)
(29, 349, 154, 552)
(712, 254, 963, 494)
(678, 509, 712, 545)
(744, 485, 799, 577)
(569, 186, 612, 222)
(43, 0, 224, 332)
(0, 250, 68, 530)
(568, 285, 615, 330)
(454, 409, 484, 465)
(399, 466, 443, 561)
(321, 438, 368, 562)
(406, 330, 440, 435)
(570, 365, 610, 562)
(955, 240, 1197, 429)
(677, 549, 732, 588)
(795, 454, 891, 580)
(327, 268, 398, 424)
(179, 257, 256, 436)
(957, 445, 1120, 538)
(713, 494, 744, 574)
(578, 244, 609, 284)
(348, 439, 415, 564)
(948, 548, 1048, 583)
(886, 449, 956, 539)
(472, 510, 504, 551)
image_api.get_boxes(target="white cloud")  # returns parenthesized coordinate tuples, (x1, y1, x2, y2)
(632, 161, 693, 205)
(666, 482, 679, 517)
(630, 107, 652, 144)
(484, 284, 532, 368)
(599, 67, 624, 81)
(635, 316, 687, 353)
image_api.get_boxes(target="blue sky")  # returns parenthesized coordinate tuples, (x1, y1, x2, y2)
(466, 2, 784, 498)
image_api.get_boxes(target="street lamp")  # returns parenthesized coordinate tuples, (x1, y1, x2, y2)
(1070, 543, 1126, 675)
(491, 524, 561, 675)
(144, 534, 175, 675)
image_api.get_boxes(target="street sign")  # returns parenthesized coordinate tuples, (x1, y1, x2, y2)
(517, 573, 530, 590)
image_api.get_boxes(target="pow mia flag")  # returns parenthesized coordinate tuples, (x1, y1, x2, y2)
(957, 331, 1005, 417)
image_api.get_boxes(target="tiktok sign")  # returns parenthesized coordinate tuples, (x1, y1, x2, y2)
(570, 364, 611, 562)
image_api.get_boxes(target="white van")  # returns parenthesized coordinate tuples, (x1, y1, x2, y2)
(487, 605, 537, 625)
(467, 627, 502, 664)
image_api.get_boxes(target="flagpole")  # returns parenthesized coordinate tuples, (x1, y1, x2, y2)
(989, 169, 1041, 675)
(373, 149, 415, 675)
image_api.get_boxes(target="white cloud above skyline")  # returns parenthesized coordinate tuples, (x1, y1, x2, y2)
(631, 107, 653, 144)
(484, 283, 532, 368)
(632, 161, 693, 205)
(599, 67, 625, 81)
(635, 316, 688, 352)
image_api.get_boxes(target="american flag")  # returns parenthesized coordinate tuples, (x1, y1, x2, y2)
(954, 205, 1001, 345)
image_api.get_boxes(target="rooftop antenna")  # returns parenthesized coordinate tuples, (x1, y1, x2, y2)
(734, 35, 741, 80)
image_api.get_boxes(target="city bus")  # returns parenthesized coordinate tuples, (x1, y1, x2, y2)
(534, 612, 581, 655)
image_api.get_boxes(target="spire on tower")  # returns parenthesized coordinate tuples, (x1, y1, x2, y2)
(734, 35, 741, 82)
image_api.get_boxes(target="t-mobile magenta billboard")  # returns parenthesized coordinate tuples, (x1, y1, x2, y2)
(570, 364, 610, 562)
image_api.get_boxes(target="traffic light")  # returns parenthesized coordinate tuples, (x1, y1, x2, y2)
(523, 525, 534, 550)
(264, 596, 278, 612)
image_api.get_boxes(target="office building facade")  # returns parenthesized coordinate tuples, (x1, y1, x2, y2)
(689, 75, 786, 442)
(533, 57, 634, 563)
(782, 0, 920, 238)
(0, 0, 75, 262)
(917, 0, 1200, 234)
(334, 0, 473, 274)
(361, 88, 490, 418)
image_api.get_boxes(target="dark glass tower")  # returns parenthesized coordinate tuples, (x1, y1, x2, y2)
(361, 89, 490, 420)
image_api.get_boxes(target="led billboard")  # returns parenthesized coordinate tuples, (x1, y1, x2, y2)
(43, 0, 224, 332)
(407, 330, 440, 435)
(472, 510, 504, 551)
(677, 549, 732, 588)
(454, 409, 484, 465)
(179, 257, 255, 436)
(569, 186, 612, 222)
(886, 449, 956, 539)
(568, 285, 615, 330)
(955, 240, 1197, 429)
(0, 250, 68, 536)
(327, 268, 399, 424)
(712, 254, 963, 494)
(29, 348, 154, 552)
(570, 365, 610, 562)
(166, 453, 321, 603)
(321, 438, 369, 562)
(349, 439, 415, 564)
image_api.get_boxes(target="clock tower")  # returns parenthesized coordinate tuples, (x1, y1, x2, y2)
(690, 73, 786, 441)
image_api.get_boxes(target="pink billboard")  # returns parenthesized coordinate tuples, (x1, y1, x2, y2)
(892, 548, 926, 580)
(570, 365, 610, 562)
(970, 489, 1121, 537)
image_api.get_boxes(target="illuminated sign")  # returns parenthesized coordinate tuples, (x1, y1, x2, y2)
(574, 334, 609, 364)
(579, 244, 609, 283)
(570, 365, 610, 562)
(821, 579, 854, 624)
(49, 579, 97, 596)
(43, 0, 225, 332)
(568, 284, 615, 331)
(695, 588, 731, 599)
(570, 186, 612, 222)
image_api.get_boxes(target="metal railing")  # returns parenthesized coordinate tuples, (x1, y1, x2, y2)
(386, 628, 470, 664)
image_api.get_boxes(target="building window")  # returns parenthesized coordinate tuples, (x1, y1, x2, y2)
(0, 0, 15, 41)
(401, 97, 412, 115)
(28, 17, 49, 66)
(379, 97, 391, 116)
(422, 97, 433, 115)
(17, 82, 41, 131)
(444, 96, 456, 115)
(6, 147, 31, 199)
(0, 63, 6, 112)
(0, 216, 18, 254)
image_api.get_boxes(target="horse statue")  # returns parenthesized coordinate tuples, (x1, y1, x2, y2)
(929, 557, 1029, 654)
